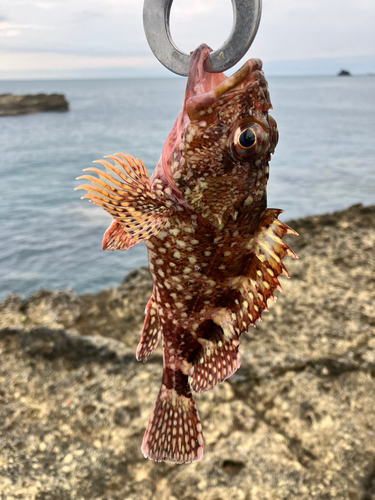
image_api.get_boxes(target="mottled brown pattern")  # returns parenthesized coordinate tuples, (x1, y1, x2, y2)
(77, 44, 297, 464)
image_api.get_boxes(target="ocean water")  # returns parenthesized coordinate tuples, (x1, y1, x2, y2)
(0, 76, 374, 300)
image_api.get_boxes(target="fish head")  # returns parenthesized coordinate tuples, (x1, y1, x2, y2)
(161, 44, 278, 229)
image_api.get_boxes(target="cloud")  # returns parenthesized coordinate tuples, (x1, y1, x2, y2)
(0, 21, 42, 37)
(72, 10, 104, 24)
(0, 51, 159, 71)
(0, 0, 374, 76)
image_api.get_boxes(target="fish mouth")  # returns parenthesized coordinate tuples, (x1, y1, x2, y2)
(185, 44, 268, 121)
(184, 45, 227, 100)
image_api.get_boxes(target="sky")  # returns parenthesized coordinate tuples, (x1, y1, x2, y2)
(0, 0, 374, 79)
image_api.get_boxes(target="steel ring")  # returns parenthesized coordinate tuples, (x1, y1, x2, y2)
(143, 0, 262, 76)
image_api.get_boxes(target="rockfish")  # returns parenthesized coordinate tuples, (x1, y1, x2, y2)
(76, 44, 297, 464)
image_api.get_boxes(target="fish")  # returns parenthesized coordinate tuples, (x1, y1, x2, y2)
(76, 43, 297, 464)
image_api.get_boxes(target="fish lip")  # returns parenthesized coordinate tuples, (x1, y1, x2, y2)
(185, 45, 265, 121)
(185, 44, 214, 98)
(186, 44, 263, 97)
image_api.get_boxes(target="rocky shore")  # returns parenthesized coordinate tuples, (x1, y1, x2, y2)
(0, 93, 69, 116)
(0, 203, 374, 499)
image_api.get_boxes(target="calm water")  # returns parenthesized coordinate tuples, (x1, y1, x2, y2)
(0, 76, 374, 300)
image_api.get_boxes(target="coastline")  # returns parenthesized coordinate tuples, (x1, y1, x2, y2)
(0, 202, 374, 498)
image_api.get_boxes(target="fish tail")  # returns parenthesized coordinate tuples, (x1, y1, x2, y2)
(141, 376, 204, 464)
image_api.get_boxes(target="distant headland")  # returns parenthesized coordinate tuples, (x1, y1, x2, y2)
(0, 93, 69, 117)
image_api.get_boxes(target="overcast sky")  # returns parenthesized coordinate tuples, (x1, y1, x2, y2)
(1, 0, 374, 79)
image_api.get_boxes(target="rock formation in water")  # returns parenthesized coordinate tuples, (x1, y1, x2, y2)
(0, 93, 69, 116)
(0, 203, 374, 499)
(337, 69, 352, 76)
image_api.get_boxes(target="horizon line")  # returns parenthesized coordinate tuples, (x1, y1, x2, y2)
(1, 72, 374, 83)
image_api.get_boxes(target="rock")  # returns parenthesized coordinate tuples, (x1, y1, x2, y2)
(338, 69, 352, 76)
(0, 203, 374, 499)
(0, 93, 69, 116)
(0, 267, 153, 349)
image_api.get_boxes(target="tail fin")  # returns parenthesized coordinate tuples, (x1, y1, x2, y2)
(142, 383, 204, 464)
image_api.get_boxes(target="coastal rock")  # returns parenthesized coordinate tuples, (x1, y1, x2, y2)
(0, 204, 374, 499)
(0, 267, 153, 348)
(338, 69, 352, 76)
(0, 93, 69, 116)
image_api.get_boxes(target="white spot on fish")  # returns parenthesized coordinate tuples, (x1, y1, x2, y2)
(244, 195, 253, 206)
(157, 231, 168, 240)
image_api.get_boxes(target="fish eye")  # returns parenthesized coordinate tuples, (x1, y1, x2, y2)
(238, 128, 256, 149)
(231, 120, 269, 160)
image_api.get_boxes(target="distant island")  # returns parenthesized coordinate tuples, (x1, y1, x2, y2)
(337, 69, 352, 77)
(0, 93, 69, 117)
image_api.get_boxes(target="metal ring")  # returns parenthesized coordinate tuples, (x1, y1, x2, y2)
(143, 0, 262, 76)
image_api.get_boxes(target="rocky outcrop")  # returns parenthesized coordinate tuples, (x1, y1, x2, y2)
(338, 69, 352, 76)
(0, 204, 374, 499)
(0, 93, 69, 116)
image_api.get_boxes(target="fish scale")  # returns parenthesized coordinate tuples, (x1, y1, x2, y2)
(76, 43, 297, 464)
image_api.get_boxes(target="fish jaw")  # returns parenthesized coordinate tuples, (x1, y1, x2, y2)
(161, 44, 279, 230)
(158, 45, 226, 194)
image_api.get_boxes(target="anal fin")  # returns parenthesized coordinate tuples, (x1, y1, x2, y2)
(136, 291, 160, 362)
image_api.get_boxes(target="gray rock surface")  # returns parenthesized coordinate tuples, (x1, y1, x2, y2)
(0, 93, 69, 116)
(0, 203, 374, 499)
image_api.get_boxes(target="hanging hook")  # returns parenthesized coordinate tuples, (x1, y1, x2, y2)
(143, 0, 262, 76)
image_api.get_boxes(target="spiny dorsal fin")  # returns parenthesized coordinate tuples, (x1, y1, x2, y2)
(252, 208, 298, 273)
(231, 208, 297, 328)
(136, 291, 160, 362)
(76, 153, 173, 243)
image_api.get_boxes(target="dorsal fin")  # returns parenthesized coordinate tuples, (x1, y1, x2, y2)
(76, 153, 173, 243)
(189, 330, 240, 393)
(243, 208, 297, 323)
(229, 209, 298, 328)
(190, 209, 297, 394)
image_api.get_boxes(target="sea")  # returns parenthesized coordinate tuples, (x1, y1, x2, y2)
(0, 75, 374, 300)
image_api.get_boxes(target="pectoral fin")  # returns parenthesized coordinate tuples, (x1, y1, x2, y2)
(76, 153, 173, 244)
(102, 220, 138, 250)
